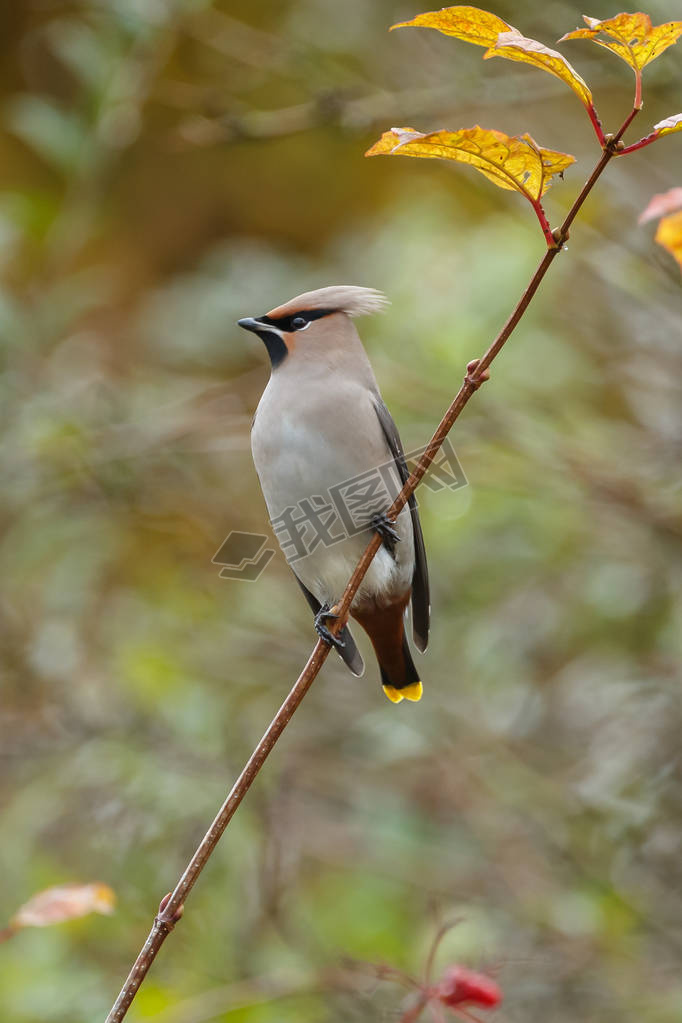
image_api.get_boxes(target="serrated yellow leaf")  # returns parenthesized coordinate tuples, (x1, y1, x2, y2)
(559, 13, 682, 71)
(11, 883, 116, 929)
(528, 136, 578, 189)
(655, 210, 682, 271)
(485, 32, 592, 108)
(391, 6, 517, 47)
(653, 113, 682, 138)
(365, 125, 574, 202)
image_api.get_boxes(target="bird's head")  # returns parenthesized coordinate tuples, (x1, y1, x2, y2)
(237, 285, 388, 369)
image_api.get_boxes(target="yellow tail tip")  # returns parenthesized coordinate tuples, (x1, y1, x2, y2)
(382, 681, 423, 704)
(402, 681, 423, 702)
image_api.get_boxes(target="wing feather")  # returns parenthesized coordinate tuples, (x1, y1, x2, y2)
(373, 398, 430, 652)
(292, 571, 365, 676)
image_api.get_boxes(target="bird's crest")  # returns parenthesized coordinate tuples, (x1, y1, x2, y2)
(266, 285, 389, 320)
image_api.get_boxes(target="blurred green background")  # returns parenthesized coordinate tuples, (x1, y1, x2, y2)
(1, 2, 681, 1021)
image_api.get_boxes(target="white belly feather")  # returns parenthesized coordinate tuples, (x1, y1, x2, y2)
(251, 380, 415, 610)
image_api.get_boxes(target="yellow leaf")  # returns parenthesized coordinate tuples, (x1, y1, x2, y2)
(365, 125, 574, 201)
(11, 883, 116, 929)
(365, 126, 422, 156)
(559, 13, 682, 72)
(653, 113, 682, 138)
(639, 187, 682, 224)
(391, 6, 517, 48)
(485, 32, 592, 108)
(655, 210, 682, 270)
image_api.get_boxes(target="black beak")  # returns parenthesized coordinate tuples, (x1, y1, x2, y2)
(237, 317, 263, 334)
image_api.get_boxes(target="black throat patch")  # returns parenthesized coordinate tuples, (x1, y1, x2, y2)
(258, 329, 288, 369)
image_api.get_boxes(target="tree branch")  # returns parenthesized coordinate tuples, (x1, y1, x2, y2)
(104, 105, 638, 1023)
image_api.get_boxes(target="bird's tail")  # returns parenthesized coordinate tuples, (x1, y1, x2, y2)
(353, 598, 423, 704)
(378, 632, 422, 704)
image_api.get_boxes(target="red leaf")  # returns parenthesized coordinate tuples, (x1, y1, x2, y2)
(639, 187, 682, 224)
(436, 965, 502, 1009)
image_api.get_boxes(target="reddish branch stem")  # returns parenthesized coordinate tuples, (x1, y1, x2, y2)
(634, 68, 643, 111)
(532, 200, 557, 248)
(104, 105, 639, 1023)
(620, 130, 660, 155)
(587, 103, 606, 146)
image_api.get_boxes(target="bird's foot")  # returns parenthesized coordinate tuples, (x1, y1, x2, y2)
(465, 358, 491, 390)
(314, 603, 345, 650)
(371, 511, 401, 556)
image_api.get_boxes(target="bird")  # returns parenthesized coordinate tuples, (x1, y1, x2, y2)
(238, 285, 429, 704)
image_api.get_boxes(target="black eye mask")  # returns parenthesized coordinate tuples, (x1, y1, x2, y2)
(257, 308, 334, 332)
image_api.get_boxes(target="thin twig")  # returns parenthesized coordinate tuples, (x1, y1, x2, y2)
(424, 918, 462, 984)
(104, 105, 638, 1022)
(399, 992, 430, 1023)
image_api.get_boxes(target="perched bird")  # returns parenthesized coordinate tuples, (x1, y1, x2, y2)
(239, 285, 429, 703)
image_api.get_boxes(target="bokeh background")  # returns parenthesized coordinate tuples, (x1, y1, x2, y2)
(1, 2, 681, 1021)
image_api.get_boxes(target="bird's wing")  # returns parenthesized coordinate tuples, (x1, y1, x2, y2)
(373, 397, 430, 652)
(292, 571, 365, 676)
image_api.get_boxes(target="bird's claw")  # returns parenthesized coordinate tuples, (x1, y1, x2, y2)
(314, 603, 345, 650)
(371, 511, 401, 556)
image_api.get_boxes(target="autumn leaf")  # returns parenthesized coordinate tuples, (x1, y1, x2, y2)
(559, 13, 682, 73)
(389, 8, 601, 140)
(366, 125, 574, 246)
(655, 211, 682, 270)
(390, 6, 517, 48)
(10, 883, 116, 929)
(365, 126, 574, 202)
(639, 189, 682, 271)
(638, 187, 682, 224)
(485, 33, 592, 109)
